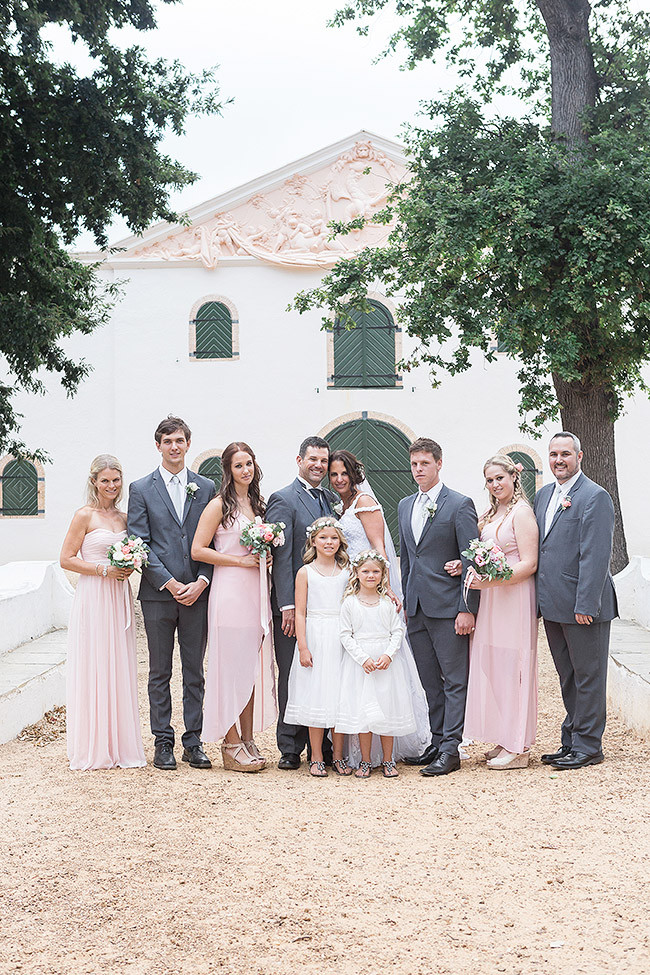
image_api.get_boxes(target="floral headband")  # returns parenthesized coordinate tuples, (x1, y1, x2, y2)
(305, 517, 342, 539)
(350, 550, 390, 570)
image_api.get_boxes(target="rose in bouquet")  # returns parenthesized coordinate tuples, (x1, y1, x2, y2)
(106, 535, 150, 572)
(461, 538, 513, 582)
(240, 517, 286, 555)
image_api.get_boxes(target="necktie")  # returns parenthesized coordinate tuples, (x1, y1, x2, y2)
(170, 474, 184, 521)
(310, 488, 327, 517)
(545, 484, 562, 535)
(413, 492, 429, 544)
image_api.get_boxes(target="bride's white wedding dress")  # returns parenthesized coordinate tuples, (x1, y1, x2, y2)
(338, 490, 431, 765)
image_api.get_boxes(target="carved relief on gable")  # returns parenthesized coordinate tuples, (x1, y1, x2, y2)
(130, 141, 406, 269)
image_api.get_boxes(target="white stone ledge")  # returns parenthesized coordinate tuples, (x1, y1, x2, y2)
(0, 628, 67, 744)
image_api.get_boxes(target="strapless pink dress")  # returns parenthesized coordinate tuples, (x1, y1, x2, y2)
(66, 529, 146, 770)
(463, 502, 538, 753)
(202, 512, 277, 740)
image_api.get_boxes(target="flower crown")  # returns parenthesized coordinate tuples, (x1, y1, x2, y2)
(350, 550, 390, 570)
(305, 517, 341, 539)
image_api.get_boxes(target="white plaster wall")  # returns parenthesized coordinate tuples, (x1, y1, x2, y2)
(3, 260, 650, 561)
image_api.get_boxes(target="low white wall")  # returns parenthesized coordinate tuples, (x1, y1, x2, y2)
(613, 556, 650, 629)
(0, 562, 73, 654)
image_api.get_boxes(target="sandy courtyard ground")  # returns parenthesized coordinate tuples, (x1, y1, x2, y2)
(1, 609, 648, 975)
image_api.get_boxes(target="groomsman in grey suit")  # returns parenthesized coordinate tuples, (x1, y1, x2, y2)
(266, 436, 335, 769)
(534, 432, 618, 770)
(399, 438, 479, 777)
(128, 416, 216, 770)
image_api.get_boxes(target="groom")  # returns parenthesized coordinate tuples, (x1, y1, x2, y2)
(128, 415, 216, 770)
(266, 436, 335, 769)
(398, 438, 479, 777)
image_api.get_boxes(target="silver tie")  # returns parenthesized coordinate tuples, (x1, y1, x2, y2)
(170, 474, 184, 521)
(413, 493, 429, 544)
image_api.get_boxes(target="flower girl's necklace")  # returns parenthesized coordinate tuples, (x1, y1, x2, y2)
(313, 560, 338, 577)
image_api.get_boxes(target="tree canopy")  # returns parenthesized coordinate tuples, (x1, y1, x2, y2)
(0, 0, 224, 458)
(294, 0, 650, 570)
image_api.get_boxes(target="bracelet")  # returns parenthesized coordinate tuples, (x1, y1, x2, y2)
(95, 563, 100, 576)
(102, 563, 108, 577)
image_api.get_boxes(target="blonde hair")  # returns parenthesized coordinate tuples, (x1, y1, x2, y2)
(87, 454, 123, 507)
(303, 517, 349, 568)
(479, 453, 527, 530)
(343, 550, 390, 599)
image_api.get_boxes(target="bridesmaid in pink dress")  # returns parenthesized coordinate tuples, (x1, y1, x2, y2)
(191, 442, 277, 772)
(460, 454, 539, 770)
(60, 454, 146, 770)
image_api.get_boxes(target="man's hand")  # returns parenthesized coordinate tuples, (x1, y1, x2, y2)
(281, 608, 295, 637)
(575, 613, 593, 625)
(455, 612, 475, 636)
(173, 579, 208, 606)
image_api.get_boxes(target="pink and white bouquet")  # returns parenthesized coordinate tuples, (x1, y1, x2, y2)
(240, 517, 286, 555)
(106, 535, 150, 572)
(461, 538, 513, 583)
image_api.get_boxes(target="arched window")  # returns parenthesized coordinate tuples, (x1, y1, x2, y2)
(329, 299, 400, 388)
(189, 296, 239, 361)
(505, 449, 541, 504)
(0, 457, 42, 516)
(197, 455, 223, 491)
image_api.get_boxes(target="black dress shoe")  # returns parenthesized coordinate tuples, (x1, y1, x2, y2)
(278, 753, 301, 770)
(403, 743, 439, 766)
(551, 750, 604, 770)
(182, 744, 212, 769)
(540, 745, 572, 765)
(420, 752, 461, 777)
(153, 742, 177, 770)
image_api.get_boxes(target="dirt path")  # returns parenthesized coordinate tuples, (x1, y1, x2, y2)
(1, 611, 648, 975)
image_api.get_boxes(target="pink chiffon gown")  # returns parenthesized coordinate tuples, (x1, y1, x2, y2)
(66, 529, 146, 770)
(463, 501, 538, 753)
(202, 511, 277, 741)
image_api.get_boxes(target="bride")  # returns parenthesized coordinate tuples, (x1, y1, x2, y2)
(328, 449, 431, 764)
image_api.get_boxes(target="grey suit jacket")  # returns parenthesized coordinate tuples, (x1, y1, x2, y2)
(533, 472, 618, 623)
(266, 478, 335, 611)
(127, 469, 216, 602)
(398, 485, 479, 620)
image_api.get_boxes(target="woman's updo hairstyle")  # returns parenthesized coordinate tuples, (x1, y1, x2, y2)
(87, 454, 123, 507)
(329, 449, 365, 487)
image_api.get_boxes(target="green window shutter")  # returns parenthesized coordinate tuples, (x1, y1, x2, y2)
(194, 302, 232, 359)
(326, 416, 412, 555)
(332, 300, 397, 388)
(198, 456, 223, 491)
(507, 450, 538, 504)
(2, 459, 38, 515)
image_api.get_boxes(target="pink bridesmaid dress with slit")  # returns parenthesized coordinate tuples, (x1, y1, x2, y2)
(66, 529, 146, 770)
(202, 512, 277, 741)
(463, 501, 538, 753)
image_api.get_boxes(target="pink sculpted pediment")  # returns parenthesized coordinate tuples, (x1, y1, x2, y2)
(130, 141, 407, 269)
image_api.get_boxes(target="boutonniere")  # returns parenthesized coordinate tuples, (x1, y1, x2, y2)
(559, 495, 571, 510)
(186, 483, 199, 498)
(426, 502, 438, 519)
(332, 500, 344, 516)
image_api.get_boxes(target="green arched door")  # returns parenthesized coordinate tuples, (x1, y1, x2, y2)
(506, 450, 539, 505)
(327, 416, 413, 554)
(198, 455, 223, 491)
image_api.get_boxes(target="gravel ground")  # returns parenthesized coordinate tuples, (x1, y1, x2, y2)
(1, 607, 648, 975)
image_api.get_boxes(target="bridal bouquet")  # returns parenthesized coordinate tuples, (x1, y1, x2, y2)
(107, 535, 150, 572)
(461, 538, 513, 582)
(240, 517, 286, 555)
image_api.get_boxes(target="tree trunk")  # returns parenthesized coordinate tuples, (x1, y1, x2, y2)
(552, 375, 629, 574)
(536, 0, 598, 142)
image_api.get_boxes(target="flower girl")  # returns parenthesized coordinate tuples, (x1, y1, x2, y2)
(336, 551, 417, 779)
(284, 517, 351, 778)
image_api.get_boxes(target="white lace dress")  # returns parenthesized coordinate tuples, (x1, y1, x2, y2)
(337, 493, 431, 762)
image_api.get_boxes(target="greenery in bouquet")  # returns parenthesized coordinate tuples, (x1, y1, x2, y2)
(461, 539, 513, 583)
(240, 518, 286, 555)
(106, 535, 150, 572)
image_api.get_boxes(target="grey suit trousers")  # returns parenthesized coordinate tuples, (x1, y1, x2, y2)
(407, 610, 469, 755)
(141, 598, 208, 749)
(544, 619, 610, 756)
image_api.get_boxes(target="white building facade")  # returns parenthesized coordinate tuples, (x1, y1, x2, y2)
(2, 131, 649, 561)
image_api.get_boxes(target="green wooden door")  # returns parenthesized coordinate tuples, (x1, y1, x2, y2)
(331, 300, 398, 387)
(194, 301, 232, 359)
(2, 459, 38, 515)
(198, 455, 223, 490)
(506, 450, 538, 504)
(327, 416, 413, 554)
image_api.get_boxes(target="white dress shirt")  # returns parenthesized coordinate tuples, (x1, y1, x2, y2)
(544, 470, 581, 536)
(412, 481, 444, 544)
(280, 475, 326, 612)
(158, 465, 209, 589)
